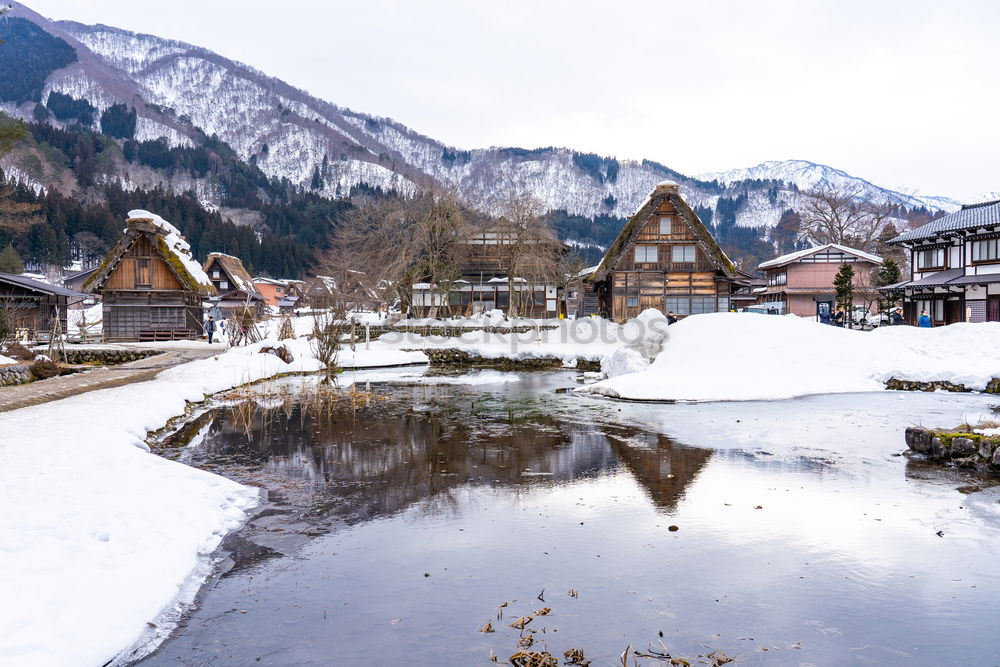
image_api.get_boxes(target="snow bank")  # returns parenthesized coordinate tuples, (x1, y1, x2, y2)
(0, 334, 426, 666)
(0, 354, 16, 365)
(580, 313, 1000, 402)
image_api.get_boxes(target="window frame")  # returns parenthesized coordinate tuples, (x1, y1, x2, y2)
(971, 238, 1000, 264)
(672, 245, 696, 263)
(634, 245, 658, 263)
(914, 247, 946, 270)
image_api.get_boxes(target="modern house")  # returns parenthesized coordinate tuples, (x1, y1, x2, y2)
(0, 273, 86, 340)
(83, 210, 216, 341)
(588, 181, 744, 322)
(756, 243, 883, 318)
(884, 199, 1000, 325)
(203, 253, 267, 318)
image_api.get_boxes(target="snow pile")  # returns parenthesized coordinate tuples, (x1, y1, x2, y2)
(0, 353, 16, 365)
(620, 308, 671, 360)
(128, 209, 213, 289)
(580, 313, 1000, 402)
(603, 346, 650, 379)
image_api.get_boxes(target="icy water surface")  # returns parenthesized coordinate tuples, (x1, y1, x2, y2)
(140, 369, 1000, 666)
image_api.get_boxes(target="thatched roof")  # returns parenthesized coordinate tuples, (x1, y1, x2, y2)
(83, 210, 216, 295)
(203, 252, 257, 293)
(590, 182, 736, 283)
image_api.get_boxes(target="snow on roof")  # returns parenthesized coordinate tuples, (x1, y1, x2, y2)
(204, 252, 255, 292)
(758, 243, 883, 269)
(126, 210, 213, 289)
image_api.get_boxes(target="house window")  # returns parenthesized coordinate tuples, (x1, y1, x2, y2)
(665, 297, 690, 315)
(219, 280, 229, 290)
(915, 247, 946, 270)
(212, 270, 221, 278)
(672, 246, 696, 263)
(934, 299, 945, 321)
(972, 239, 1000, 263)
(627, 296, 639, 307)
(659, 216, 675, 235)
(134, 258, 151, 287)
(718, 297, 730, 312)
(767, 270, 787, 286)
(635, 246, 658, 263)
(690, 296, 715, 314)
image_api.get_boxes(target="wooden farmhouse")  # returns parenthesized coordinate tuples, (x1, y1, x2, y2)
(203, 252, 267, 318)
(0, 273, 86, 340)
(83, 210, 216, 341)
(589, 181, 744, 321)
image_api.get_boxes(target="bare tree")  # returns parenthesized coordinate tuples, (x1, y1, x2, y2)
(484, 193, 564, 318)
(798, 183, 902, 252)
(72, 232, 106, 269)
(317, 189, 472, 317)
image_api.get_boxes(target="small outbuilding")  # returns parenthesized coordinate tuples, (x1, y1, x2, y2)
(203, 252, 267, 319)
(0, 273, 87, 340)
(83, 210, 216, 341)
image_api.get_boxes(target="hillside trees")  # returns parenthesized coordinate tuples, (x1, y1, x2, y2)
(99, 104, 137, 140)
(0, 16, 77, 105)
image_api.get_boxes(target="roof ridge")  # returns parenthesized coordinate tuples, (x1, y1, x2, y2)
(961, 199, 1000, 210)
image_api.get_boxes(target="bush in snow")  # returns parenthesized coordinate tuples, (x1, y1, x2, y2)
(30, 359, 60, 380)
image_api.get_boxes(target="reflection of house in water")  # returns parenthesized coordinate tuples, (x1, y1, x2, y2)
(599, 427, 712, 512)
(184, 393, 713, 523)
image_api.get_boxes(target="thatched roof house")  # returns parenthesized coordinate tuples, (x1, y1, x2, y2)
(83, 210, 216, 341)
(589, 181, 744, 321)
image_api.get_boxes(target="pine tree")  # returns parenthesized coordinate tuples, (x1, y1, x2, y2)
(0, 243, 23, 273)
(874, 258, 902, 315)
(833, 262, 855, 327)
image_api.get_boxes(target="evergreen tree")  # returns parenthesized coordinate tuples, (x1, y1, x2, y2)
(0, 242, 23, 273)
(310, 166, 323, 191)
(874, 258, 902, 315)
(833, 262, 855, 327)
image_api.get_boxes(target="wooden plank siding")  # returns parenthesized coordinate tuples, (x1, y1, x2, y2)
(103, 236, 182, 291)
(608, 204, 729, 321)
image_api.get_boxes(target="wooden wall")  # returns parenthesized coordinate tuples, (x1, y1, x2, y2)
(104, 235, 182, 291)
(604, 200, 734, 322)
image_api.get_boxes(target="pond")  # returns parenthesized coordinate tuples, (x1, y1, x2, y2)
(137, 369, 1000, 666)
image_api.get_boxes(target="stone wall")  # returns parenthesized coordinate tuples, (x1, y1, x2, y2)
(0, 364, 32, 386)
(61, 349, 162, 365)
(418, 347, 601, 372)
(887, 378, 1000, 393)
(904, 426, 1000, 473)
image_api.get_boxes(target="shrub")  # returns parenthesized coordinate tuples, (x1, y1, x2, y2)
(30, 359, 60, 380)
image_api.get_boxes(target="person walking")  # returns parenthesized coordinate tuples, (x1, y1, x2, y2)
(833, 307, 845, 327)
(891, 308, 904, 326)
(206, 315, 216, 343)
(918, 310, 932, 328)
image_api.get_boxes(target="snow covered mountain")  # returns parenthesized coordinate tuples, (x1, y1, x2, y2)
(2, 2, 959, 235)
(697, 160, 961, 213)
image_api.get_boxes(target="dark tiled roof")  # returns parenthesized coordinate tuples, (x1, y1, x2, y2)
(0, 272, 87, 298)
(891, 199, 1000, 244)
(943, 274, 1000, 285)
(905, 268, 965, 287)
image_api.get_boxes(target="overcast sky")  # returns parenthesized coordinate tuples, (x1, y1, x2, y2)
(23, 0, 1000, 201)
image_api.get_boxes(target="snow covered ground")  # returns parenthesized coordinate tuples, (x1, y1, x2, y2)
(0, 334, 426, 666)
(580, 313, 1000, 402)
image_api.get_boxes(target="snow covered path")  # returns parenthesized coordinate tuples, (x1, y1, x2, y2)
(0, 348, 217, 413)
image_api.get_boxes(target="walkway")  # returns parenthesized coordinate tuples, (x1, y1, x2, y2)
(0, 348, 219, 413)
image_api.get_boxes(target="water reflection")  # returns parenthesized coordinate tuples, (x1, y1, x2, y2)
(172, 382, 708, 525)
